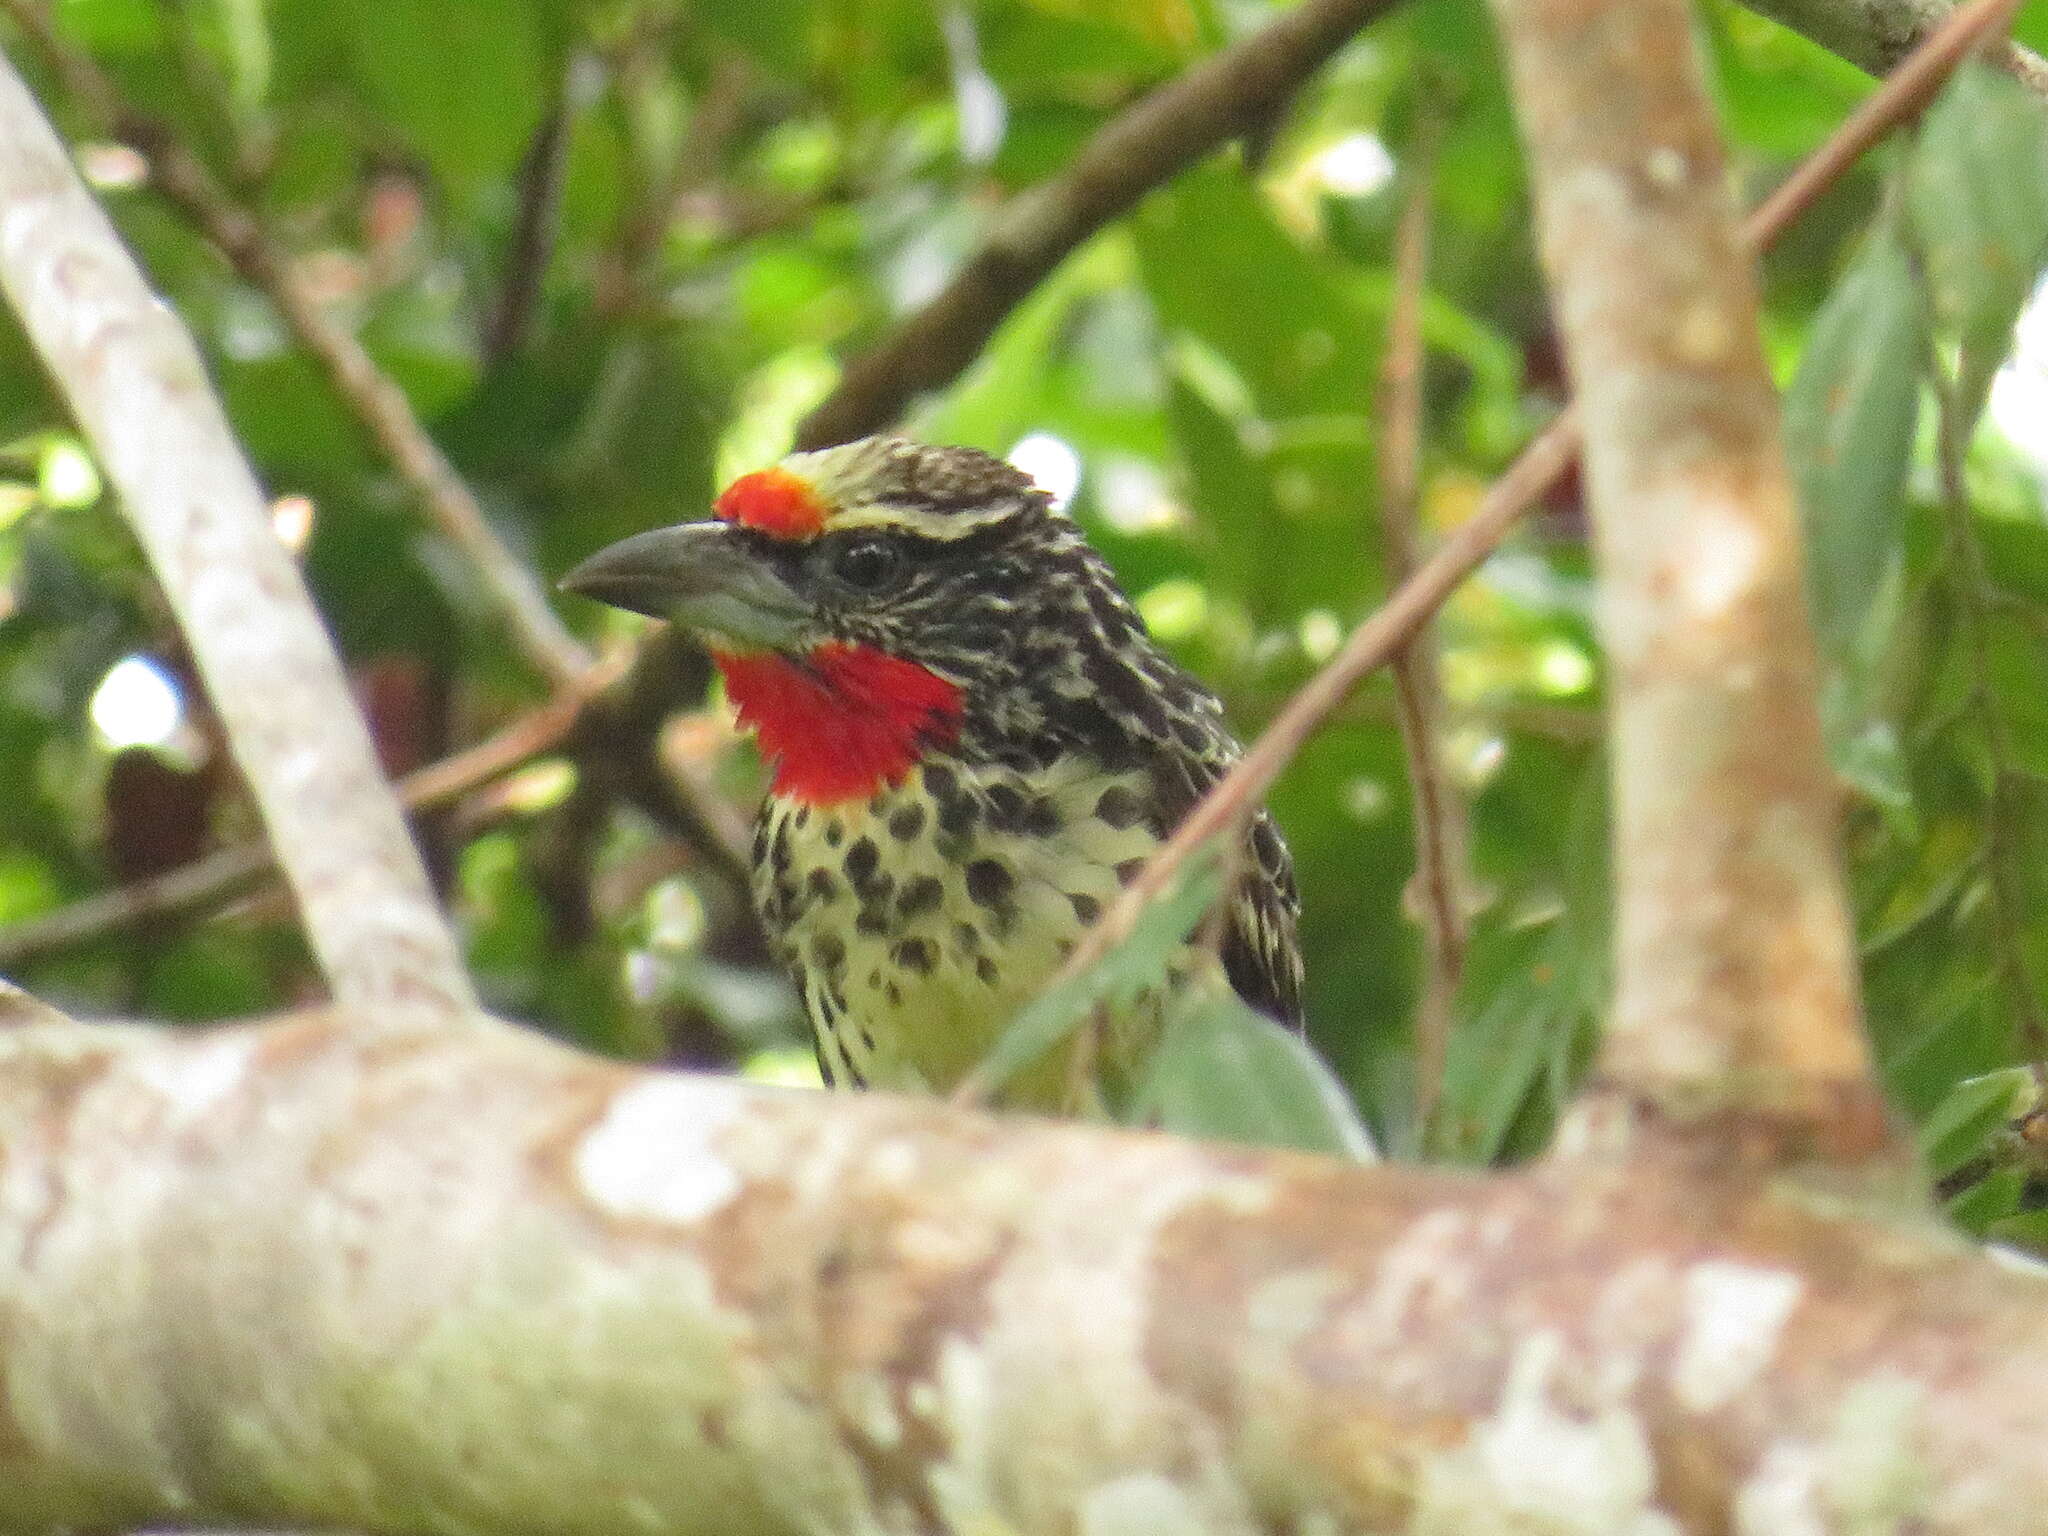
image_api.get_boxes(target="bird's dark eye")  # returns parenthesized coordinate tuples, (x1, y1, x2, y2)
(830, 537, 902, 593)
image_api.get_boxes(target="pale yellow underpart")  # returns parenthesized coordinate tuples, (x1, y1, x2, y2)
(764, 755, 1160, 1113)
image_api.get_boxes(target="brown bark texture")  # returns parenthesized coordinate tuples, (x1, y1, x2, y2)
(1, 1008, 2047, 1536)
(1491, 0, 1887, 1154)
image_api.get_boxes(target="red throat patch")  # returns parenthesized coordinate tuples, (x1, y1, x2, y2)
(714, 467, 829, 540)
(713, 644, 964, 805)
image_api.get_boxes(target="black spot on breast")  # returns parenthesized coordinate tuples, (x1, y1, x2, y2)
(1068, 892, 1100, 923)
(975, 956, 1000, 986)
(751, 821, 771, 861)
(1173, 716, 1211, 752)
(812, 932, 846, 973)
(1116, 858, 1148, 883)
(893, 937, 936, 974)
(987, 783, 1026, 830)
(885, 981, 903, 1007)
(857, 908, 891, 936)
(794, 806, 811, 829)
(808, 868, 839, 902)
(898, 875, 944, 918)
(825, 821, 845, 848)
(955, 922, 982, 953)
(845, 837, 880, 889)
(1096, 784, 1144, 829)
(939, 800, 977, 840)
(965, 858, 1014, 910)
(922, 764, 957, 800)
(888, 802, 927, 840)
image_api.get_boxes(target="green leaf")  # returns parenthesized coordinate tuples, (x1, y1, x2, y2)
(344, 0, 551, 196)
(1907, 62, 2048, 428)
(969, 845, 1226, 1097)
(1133, 162, 1375, 419)
(1785, 221, 1924, 668)
(1918, 1067, 2036, 1181)
(1132, 983, 1377, 1160)
(1984, 1207, 2048, 1256)
(1947, 1164, 2029, 1234)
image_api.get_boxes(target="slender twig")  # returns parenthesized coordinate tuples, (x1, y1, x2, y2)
(0, 0, 592, 688)
(484, 54, 596, 366)
(1375, 114, 1467, 1128)
(1924, 353, 2048, 1097)
(1746, 0, 2027, 244)
(795, 0, 1405, 449)
(0, 658, 630, 972)
(0, 49, 475, 1020)
(983, 0, 2020, 1098)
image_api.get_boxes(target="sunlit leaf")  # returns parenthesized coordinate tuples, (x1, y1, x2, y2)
(1907, 62, 2048, 428)
(1132, 982, 1377, 1160)
(1785, 220, 1923, 667)
(1919, 1066, 2037, 1182)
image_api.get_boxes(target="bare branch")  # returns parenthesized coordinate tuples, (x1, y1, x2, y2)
(1489, 0, 1934, 1155)
(794, 0, 1404, 450)
(1, 0, 593, 688)
(7, 1004, 2048, 1532)
(0, 635, 761, 970)
(1374, 112, 1469, 1129)
(483, 54, 595, 366)
(0, 54, 474, 1021)
(0, 656, 630, 972)
(1051, 0, 2016, 1051)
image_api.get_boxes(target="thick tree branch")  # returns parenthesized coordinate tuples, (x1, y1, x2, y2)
(5, 1005, 2048, 1533)
(794, 0, 1403, 450)
(1491, 0, 1897, 1155)
(0, 50, 473, 1022)
(1, 0, 593, 688)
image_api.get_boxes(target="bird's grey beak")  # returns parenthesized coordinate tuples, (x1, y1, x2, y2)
(560, 522, 811, 650)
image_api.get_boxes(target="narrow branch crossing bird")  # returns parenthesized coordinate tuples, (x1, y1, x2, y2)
(563, 437, 1301, 1110)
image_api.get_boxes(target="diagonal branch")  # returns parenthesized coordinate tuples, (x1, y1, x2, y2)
(1050, 0, 2021, 1046)
(1, 0, 593, 688)
(794, 0, 1406, 450)
(0, 658, 631, 973)
(0, 51, 474, 1021)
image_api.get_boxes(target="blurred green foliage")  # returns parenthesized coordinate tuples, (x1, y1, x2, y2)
(6, 0, 2048, 1204)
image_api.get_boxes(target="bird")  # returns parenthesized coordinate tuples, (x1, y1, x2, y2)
(562, 435, 1301, 1111)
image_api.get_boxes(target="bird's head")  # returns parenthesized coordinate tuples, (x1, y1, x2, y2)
(562, 436, 1142, 805)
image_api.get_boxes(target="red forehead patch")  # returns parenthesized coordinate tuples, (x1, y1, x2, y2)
(714, 466, 828, 540)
